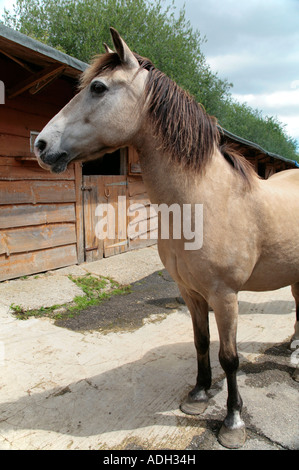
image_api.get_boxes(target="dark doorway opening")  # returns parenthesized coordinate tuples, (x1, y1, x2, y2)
(258, 161, 266, 178)
(82, 148, 128, 176)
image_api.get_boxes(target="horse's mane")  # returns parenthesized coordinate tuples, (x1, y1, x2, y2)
(80, 52, 255, 185)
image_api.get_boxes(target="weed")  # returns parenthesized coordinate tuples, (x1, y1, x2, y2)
(10, 274, 131, 321)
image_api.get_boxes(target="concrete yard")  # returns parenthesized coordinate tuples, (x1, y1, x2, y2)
(0, 246, 298, 450)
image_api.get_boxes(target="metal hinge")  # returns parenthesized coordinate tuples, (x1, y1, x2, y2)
(105, 240, 128, 249)
(85, 246, 98, 252)
(105, 181, 128, 187)
(81, 185, 92, 191)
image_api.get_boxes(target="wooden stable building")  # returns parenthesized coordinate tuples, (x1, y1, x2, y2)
(0, 25, 155, 281)
(219, 128, 298, 179)
(0, 25, 297, 281)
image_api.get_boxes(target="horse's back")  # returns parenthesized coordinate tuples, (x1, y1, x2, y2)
(267, 168, 299, 189)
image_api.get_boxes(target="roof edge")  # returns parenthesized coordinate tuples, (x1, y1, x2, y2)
(0, 24, 88, 73)
(0, 24, 297, 168)
(219, 126, 298, 167)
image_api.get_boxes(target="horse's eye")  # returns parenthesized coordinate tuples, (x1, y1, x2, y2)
(90, 81, 108, 95)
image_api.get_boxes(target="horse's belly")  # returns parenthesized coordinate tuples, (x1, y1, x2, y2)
(242, 254, 299, 291)
(243, 187, 299, 291)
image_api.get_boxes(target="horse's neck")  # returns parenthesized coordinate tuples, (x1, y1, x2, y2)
(135, 132, 234, 205)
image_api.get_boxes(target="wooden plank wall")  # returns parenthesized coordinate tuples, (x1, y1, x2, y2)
(83, 175, 129, 262)
(0, 54, 75, 158)
(128, 141, 157, 248)
(83, 175, 105, 263)
(0, 158, 78, 281)
(0, 57, 156, 281)
(0, 56, 82, 281)
(127, 176, 157, 250)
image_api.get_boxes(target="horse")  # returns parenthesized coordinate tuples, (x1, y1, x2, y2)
(34, 28, 299, 449)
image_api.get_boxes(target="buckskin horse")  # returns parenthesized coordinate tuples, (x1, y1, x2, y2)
(34, 28, 299, 448)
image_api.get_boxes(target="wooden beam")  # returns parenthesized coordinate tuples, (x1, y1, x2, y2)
(0, 203, 76, 229)
(29, 67, 66, 95)
(7, 64, 66, 99)
(0, 180, 76, 205)
(0, 47, 35, 73)
(0, 244, 78, 281)
(0, 223, 77, 256)
(74, 162, 85, 264)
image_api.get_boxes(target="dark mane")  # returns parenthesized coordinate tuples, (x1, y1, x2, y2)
(80, 52, 255, 185)
(136, 54, 219, 173)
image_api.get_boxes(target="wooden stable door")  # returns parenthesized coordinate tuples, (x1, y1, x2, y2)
(83, 175, 128, 261)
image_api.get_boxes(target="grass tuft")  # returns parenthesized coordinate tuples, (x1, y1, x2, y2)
(10, 273, 131, 321)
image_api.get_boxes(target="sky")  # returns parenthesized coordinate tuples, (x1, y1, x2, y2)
(172, 0, 299, 147)
(0, 0, 298, 146)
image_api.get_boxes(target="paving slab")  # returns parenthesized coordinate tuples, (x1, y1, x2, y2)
(82, 245, 164, 285)
(0, 246, 298, 450)
(0, 275, 84, 310)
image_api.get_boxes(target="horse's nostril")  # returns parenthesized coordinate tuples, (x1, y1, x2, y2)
(35, 139, 47, 154)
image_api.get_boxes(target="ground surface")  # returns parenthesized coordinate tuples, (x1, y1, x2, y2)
(0, 246, 298, 450)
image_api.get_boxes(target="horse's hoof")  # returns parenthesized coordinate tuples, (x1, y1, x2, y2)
(290, 338, 299, 351)
(292, 367, 299, 382)
(218, 424, 247, 449)
(180, 396, 209, 415)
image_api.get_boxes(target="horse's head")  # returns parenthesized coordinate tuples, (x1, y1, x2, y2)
(34, 28, 148, 173)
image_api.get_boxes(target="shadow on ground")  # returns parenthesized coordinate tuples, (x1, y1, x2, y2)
(55, 269, 183, 332)
(0, 340, 297, 450)
(2, 266, 298, 450)
(55, 269, 295, 334)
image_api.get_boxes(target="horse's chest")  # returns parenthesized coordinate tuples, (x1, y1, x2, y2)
(157, 239, 204, 291)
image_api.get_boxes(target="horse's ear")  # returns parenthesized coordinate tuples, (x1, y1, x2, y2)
(110, 27, 139, 68)
(103, 42, 114, 54)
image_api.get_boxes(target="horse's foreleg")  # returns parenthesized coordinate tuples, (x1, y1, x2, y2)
(179, 287, 211, 415)
(210, 291, 246, 449)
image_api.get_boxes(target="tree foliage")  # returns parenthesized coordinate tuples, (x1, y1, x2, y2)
(2, 0, 298, 160)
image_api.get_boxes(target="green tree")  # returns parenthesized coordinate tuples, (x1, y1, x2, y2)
(2, 0, 298, 160)
(217, 99, 298, 160)
(2, 0, 231, 108)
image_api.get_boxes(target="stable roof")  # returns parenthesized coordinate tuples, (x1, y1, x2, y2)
(220, 127, 298, 168)
(0, 24, 87, 77)
(0, 24, 297, 168)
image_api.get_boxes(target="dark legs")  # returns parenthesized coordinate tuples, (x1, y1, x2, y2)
(179, 287, 211, 415)
(210, 290, 246, 448)
(179, 286, 246, 448)
(180, 282, 299, 447)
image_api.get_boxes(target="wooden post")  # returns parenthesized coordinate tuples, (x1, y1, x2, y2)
(74, 162, 85, 263)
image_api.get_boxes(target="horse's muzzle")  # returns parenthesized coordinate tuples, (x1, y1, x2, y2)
(34, 139, 69, 173)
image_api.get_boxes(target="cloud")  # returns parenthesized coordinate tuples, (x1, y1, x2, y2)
(173, 0, 299, 142)
(1, 0, 298, 143)
(232, 89, 299, 114)
(207, 50, 299, 95)
(0, 0, 13, 12)
(232, 88, 299, 142)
